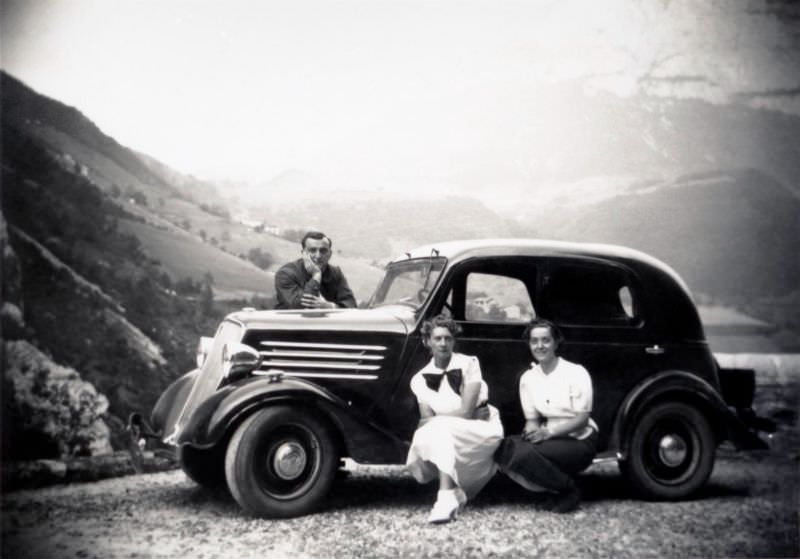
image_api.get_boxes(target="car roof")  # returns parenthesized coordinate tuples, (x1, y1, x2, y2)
(392, 238, 691, 292)
(397, 238, 650, 264)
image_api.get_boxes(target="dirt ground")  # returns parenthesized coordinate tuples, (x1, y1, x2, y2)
(3, 376, 797, 558)
(1, 437, 797, 558)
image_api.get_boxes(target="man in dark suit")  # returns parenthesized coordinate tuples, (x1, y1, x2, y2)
(274, 230, 356, 309)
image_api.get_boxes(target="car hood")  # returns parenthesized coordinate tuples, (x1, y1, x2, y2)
(225, 305, 415, 335)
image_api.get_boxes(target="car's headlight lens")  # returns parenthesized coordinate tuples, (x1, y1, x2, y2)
(196, 336, 214, 369)
(221, 342, 261, 380)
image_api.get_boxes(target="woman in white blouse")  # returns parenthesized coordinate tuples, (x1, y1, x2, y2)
(405, 315, 504, 524)
(495, 318, 598, 513)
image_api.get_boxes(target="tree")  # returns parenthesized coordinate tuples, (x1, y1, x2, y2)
(247, 247, 274, 270)
(197, 273, 215, 316)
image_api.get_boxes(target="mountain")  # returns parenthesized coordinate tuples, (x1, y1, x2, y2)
(246, 190, 525, 260)
(521, 169, 799, 300)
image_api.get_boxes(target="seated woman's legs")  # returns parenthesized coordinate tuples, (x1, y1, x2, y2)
(495, 432, 597, 511)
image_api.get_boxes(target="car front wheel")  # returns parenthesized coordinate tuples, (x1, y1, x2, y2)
(224, 406, 339, 518)
(621, 401, 716, 500)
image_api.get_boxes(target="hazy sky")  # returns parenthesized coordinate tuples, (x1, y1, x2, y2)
(2, 0, 797, 194)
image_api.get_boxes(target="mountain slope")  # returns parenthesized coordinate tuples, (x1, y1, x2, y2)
(527, 169, 799, 300)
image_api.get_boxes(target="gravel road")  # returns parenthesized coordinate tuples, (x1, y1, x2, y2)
(2, 442, 797, 559)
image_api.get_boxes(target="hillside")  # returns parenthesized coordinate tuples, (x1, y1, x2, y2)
(0, 72, 383, 301)
(0, 131, 224, 456)
(525, 169, 799, 300)
(244, 190, 525, 260)
(0, 71, 390, 460)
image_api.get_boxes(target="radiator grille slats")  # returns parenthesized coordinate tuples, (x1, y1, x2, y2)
(258, 340, 385, 379)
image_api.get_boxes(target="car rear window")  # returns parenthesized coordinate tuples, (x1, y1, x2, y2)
(541, 262, 639, 326)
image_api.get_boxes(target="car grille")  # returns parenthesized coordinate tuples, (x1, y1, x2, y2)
(256, 340, 387, 380)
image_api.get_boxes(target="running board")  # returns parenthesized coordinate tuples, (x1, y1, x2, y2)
(592, 451, 625, 464)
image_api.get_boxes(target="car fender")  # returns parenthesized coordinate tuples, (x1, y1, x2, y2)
(608, 370, 768, 455)
(176, 375, 408, 463)
(150, 368, 200, 436)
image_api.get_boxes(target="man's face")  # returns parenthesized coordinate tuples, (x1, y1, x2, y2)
(302, 237, 332, 270)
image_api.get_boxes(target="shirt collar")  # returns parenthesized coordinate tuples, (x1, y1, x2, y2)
(420, 353, 464, 374)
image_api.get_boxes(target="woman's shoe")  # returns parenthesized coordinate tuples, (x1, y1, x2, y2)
(549, 488, 581, 514)
(427, 490, 460, 524)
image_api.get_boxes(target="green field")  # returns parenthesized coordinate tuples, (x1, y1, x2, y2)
(118, 217, 384, 303)
(118, 218, 271, 297)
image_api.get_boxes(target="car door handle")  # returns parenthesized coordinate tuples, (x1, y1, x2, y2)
(645, 345, 665, 355)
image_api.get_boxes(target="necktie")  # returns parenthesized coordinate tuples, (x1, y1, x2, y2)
(422, 368, 463, 394)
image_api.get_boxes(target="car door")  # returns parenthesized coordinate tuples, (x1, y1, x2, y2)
(425, 256, 540, 434)
(538, 256, 657, 451)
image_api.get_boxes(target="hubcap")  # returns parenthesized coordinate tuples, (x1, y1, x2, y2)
(658, 434, 688, 467)
(272, 441, 308, 480)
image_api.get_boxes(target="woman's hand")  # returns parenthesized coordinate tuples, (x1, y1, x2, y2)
(524, 427, 552, 443)
(473, 406, 491, 421)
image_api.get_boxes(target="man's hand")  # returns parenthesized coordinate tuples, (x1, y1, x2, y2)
(302, 252, 322, 278)
(524, 427, 552, 444)
(301, 293, 336, 309)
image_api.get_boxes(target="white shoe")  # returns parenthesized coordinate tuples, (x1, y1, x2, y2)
(454, 487, 467, 512)
(427, 490, 460, 524)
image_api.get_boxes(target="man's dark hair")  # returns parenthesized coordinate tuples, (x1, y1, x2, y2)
(301, 230, 333, 250)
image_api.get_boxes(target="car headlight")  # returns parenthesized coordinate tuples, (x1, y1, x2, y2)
(221, 342, 262, 380)
(196, 336, 214, 369)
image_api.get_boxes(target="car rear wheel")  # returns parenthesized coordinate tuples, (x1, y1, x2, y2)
(621, 401, 715, 500)
(224, 406, 339, 518)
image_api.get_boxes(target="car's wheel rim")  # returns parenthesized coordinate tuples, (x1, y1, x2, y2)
(657, 434, 688, 467)
(643, 417, 700, 485)
(254, 424, 322, 500)
(272, 441, 308, 481)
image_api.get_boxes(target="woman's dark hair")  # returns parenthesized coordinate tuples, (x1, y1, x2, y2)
(421, 314, 462, 339)
(522, 318, 564, 347)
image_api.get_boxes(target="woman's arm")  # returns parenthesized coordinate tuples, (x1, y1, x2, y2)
(526, 411, 590, 442)
(458, 381, 481, 419)
(416, 401, 435, 427)
(523, 418, 542, 436)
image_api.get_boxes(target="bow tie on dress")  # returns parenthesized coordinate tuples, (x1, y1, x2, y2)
(423, 369, 463, 394)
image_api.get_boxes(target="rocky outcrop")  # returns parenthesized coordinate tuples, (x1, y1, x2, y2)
(3, 340, 113, 458)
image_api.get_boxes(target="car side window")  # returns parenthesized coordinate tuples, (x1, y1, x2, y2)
(541, 262, 639, 326)
(464, 273, 536, 323)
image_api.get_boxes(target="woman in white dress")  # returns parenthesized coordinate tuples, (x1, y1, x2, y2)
(405, 315, 504, 524)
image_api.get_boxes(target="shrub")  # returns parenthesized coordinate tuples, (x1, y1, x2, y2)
(2, 341, 112, 459)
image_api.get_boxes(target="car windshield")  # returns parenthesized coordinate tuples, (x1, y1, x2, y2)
(367, 256, 446, 310)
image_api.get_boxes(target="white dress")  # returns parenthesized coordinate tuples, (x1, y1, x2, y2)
(405, 352, 504, 498)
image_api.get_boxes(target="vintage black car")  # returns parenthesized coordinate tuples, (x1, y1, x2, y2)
(129, 239, 772, 518)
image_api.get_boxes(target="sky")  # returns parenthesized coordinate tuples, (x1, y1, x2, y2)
(2, 0, 798, 196)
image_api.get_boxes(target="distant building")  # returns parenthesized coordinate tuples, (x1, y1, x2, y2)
(237, 217, 280, 235)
